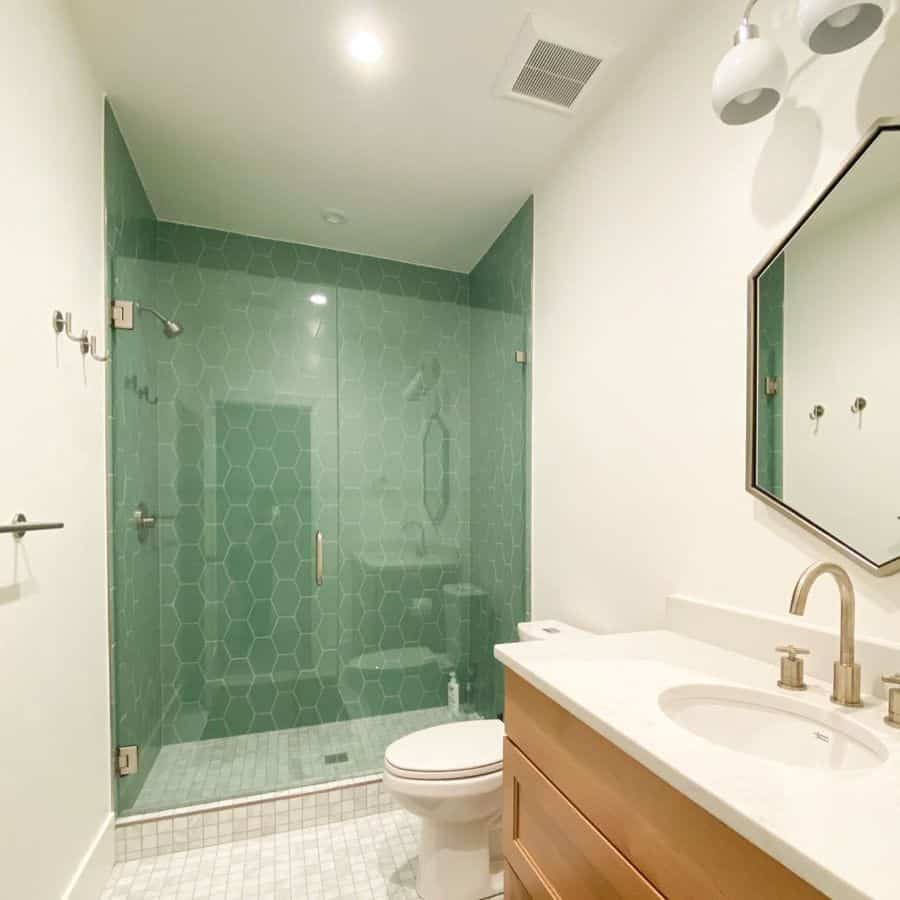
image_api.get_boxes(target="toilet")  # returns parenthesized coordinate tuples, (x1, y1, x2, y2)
(383, 620, 595, 900)
(383, 719, 504, 899)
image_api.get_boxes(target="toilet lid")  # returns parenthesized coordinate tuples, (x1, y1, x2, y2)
(384, 720, 505, 781)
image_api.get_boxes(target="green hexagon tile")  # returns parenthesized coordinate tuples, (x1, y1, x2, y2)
(107, 103, 531, 809)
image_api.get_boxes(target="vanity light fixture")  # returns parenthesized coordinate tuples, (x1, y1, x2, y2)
(309, 293, 328, 306)
(713, 0, 886, 124)
(798, 0, 886, 53)
(712, 3, 787, 125)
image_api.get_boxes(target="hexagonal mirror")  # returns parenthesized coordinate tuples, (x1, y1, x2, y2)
(423, 413, 450, 525)
(748, 119, 900, 576)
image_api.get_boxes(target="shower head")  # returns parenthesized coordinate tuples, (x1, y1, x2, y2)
(138, 303, 184, 338)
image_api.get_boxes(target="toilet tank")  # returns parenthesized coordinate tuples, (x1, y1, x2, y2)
(516, 620, 597, 641)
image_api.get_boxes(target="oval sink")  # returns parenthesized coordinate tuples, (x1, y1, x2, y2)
(659, 684, 888, 771)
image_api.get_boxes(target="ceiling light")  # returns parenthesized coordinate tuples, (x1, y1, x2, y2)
(349, 31, 383, 63)
(309, 293, 328, 306)
(712, 16, 787, 125)
(797, 0, 885, 54)
(321, 209, 348, 226)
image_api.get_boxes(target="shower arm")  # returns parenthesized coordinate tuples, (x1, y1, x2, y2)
(137, 303, 168, 326)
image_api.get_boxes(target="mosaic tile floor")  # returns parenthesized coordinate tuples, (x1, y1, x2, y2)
(132, 707, 479, 814)
(104, 807, 505, 900)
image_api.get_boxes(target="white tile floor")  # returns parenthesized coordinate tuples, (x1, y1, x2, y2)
(104, 807, 504, 900)
(132, 707, 478, 814)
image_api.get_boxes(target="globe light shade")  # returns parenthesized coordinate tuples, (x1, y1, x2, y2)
(798, 0, 886, 54)
(712, 32, 788, 125)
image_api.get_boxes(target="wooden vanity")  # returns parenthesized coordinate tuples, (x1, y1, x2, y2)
(502, 671, 826, 900)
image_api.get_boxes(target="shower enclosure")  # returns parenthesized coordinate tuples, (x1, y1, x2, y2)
(106, 105, 532, 815)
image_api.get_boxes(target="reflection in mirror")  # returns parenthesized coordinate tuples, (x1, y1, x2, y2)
(423, 413, 450, 525)
(751, 123, 900, 573)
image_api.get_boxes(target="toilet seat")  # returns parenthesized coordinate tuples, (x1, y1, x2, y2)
(384, 719, 504, 781)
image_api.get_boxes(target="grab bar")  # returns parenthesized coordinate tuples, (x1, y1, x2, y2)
(315, 530, 324, 586)
(0, 513, 65, 540)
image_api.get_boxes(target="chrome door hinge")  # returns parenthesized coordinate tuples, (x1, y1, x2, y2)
(111, 300, 134, 330)
(116, 745, 139, 777)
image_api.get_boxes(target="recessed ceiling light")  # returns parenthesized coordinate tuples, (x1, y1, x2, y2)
(322, 208, 348, 225)
(349, 31, 383, 63)
(309, 293, 328, 306)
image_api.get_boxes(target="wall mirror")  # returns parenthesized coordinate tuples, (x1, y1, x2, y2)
(748, 119, 900, 576)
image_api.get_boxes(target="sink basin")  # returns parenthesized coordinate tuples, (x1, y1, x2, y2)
(659, 684, 888, 771)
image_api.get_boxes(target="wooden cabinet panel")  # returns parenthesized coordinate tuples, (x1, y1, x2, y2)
(504, 671, 825, 900)
(505, 862, 531, 900)
(505, 739, 663, 900)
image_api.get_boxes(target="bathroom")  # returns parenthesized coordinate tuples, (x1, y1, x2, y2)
(3, 0, 900, 897)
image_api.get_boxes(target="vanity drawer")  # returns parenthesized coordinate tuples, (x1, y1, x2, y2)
(504, 671, 825, 900)
(504, 739, 662, 900)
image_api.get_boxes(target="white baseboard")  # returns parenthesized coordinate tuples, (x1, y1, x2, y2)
(63, 812, 114, 900)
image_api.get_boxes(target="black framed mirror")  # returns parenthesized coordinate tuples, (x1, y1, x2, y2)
(748, 118, 900, 576)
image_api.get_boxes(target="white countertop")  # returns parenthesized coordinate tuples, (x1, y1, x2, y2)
(495, 631, 900, 900)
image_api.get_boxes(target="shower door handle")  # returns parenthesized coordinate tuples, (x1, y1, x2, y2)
(315, 530, 324, 586)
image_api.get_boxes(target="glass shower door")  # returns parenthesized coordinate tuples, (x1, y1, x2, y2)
(110, 238, 342, 812)
(153, 262, 341, 754)
(335, 272, 477, 742)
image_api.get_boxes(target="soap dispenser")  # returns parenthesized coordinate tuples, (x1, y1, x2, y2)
(447, 670, 460, 715)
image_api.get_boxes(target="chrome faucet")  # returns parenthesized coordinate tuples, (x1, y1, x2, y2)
(789, 562, 862, 707)
(403, 520, 426, 558)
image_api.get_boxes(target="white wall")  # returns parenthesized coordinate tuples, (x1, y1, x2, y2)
(783, 187, 900, 565)
(532, 0, 900, 641)
(0, 2, 112, 898)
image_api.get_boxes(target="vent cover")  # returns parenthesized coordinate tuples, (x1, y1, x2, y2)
(497, 13, 615, 114)
(511, 40, 602, 109)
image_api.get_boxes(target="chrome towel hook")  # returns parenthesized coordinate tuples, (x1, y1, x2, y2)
(52, 310, 89, 355)
(809, 404, 825, 421)
(89, 335, 111, 363)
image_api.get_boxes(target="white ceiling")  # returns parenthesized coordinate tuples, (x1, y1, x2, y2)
(70, 1, 677, 271)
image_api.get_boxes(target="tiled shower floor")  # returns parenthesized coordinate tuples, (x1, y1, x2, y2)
(130, 707, 478, 814)
(104, 806, 504, 899)
(104, 807, 420, 899)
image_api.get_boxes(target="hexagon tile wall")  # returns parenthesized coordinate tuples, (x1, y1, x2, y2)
(106, 103, 532, 812)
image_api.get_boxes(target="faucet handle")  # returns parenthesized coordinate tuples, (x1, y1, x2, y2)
(882, 675, 900, 729)
(776, 645, 810, 659)
(776, 646, 809, 691)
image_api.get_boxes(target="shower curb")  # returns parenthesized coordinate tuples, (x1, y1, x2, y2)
(114, 774, 395, 862)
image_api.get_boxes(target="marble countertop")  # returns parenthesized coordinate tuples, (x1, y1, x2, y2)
(495, 631, 900, 900)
